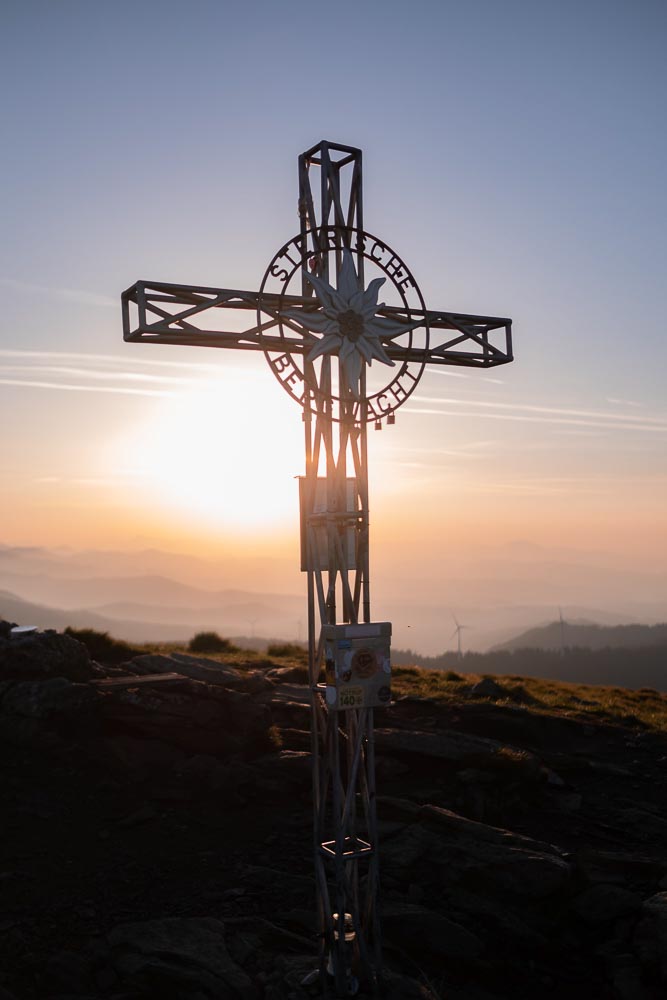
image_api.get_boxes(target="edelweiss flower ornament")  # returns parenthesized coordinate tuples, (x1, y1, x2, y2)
(283, 249, 417, 398)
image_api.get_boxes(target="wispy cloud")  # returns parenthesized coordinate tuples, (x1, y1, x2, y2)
(426, 368, 505, 385)
(606, 397, 643, 408)
(1, 277, 118, 309)
(0, 378, 174, 398)
(464, 473, 667, 498)
(0, 349, 224, 373)
(0, 349, 250, 399)
(0, 363, 194, 385)
(408, 395, 667, 434)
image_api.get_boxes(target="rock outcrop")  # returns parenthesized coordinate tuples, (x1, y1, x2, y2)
(1, 624, 667, 999)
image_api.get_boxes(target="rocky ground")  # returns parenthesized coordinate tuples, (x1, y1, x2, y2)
(1, 624, 667, 999)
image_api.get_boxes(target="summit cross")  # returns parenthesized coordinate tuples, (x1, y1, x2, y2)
(122, 140, 513, 995)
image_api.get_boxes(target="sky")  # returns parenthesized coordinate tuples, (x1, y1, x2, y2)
(1, 0, 666, 617)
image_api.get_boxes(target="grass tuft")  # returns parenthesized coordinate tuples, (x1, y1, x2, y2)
(188, 631, 238, 654)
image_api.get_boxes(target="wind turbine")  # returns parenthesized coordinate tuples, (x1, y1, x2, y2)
(558, 606, 567, 655)
(451, 613, 469, 659)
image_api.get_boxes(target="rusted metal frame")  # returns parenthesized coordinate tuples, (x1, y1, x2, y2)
(299, 164, 324, 261)
(391, 343, 510, 367)
(347, 426, 365, 619)
(313, 687, 329, 748)
(130, 324, 510, 368)
(427, 309, 511, 328)
(341, 710, 356, 862)
(318, 356, 337, 627)
(342, 712, 376, 985)
(123, 333, 266, 351)
(344, 712, 360, 980)
(346, 157, 362, 233)
(141, 287, 257, 310)
(332, 528, 356, 625)
(363, 708, 381, 969)
(330, 716, 348, 995)
(309, 527, 328, 624)
(339, 710, 366, 835)
(428, 329, 490, 352)
(347, 424, 367, 621)
(320, 145, 334, 283)
(359, 402, 371, 625)
(135, 283, 148, 341)
(133, 284, 512, 330)
(315, 853, 334, 984)
(127, 282, 511, 338)
(317, 740, 332, 844)
(126, 282, 512, 370)
(138, 298, 218, 335)
(350, 757, 375, 983)
(425, 351, 509, 367)
(302, 139, 361, 162)
(326, 158, 350, 233)
(304, 140, 377, 993)
(333, 412, 356, 622)
(428, 317, 497, 355)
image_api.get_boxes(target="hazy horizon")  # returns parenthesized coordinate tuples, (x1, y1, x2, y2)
(2, 536, 664, 656)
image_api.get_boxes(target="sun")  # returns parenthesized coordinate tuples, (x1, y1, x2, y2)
(107, 367, 304, 531)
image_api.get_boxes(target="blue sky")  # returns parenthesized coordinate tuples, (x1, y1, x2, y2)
(1, 0, 665, 573)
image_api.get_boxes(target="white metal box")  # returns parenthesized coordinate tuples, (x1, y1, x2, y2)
(322, 622, 392, 711)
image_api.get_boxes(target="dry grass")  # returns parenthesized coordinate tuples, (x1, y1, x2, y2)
(81, 628, 667, 734)
(392, 666, 667, 733)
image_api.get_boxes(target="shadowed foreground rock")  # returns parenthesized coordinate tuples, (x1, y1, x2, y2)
(107, 917, 257, 998)
(1, 624, 667, 999)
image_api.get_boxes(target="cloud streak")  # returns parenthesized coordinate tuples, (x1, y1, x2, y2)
(0, 349, 258, 398)
(408, 395, 667, 434)
(0, 277, 118, 309)
(0, 349, 224, 373)
(0, 378, 174, 398)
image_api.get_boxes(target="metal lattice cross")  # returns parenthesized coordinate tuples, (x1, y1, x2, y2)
(122, 140, 513, 995)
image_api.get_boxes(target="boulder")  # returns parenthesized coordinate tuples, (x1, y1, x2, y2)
(0, 629, 92, 682)
(123, 652, 271, 693)
(380, 799, 571, 900)
(382, 902, 483, 960)
(571, 884, 642, 924)
(374, 726, 534, 766)
(99, 677, 272, 757)
(0, 677, 96, 719)
(0, 619, 17, 639)
(447, 887, 548, 949)
(633, 892, 667, 983)
(107, 917, 257, 998)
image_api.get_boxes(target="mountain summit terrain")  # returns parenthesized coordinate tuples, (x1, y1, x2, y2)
(1, 624, 667, 998)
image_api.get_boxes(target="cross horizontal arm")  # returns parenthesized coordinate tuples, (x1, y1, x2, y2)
(122, 280, 513, 368)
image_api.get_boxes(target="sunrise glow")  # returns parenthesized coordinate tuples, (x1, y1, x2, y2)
(106, 372, 304, 531)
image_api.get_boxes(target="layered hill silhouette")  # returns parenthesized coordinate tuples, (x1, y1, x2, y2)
(3, 540, 667, 654)
(494, 621, 667, 652)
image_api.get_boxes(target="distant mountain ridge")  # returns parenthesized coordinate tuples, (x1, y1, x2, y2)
(0, 589, 197, 643)
(494, 621, 667, 652)
(3, 539, 666, 654)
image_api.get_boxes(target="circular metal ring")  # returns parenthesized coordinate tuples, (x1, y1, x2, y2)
(258, 226, 429, 424)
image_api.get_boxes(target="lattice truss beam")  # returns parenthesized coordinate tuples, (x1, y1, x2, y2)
(122, 280, 512, 369)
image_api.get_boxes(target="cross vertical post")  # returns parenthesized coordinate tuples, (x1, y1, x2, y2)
(297, 143, 382, 991)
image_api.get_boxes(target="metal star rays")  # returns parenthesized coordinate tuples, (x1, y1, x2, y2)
(284, 249, 419, 399)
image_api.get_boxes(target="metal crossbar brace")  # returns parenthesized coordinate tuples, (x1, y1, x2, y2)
(121, 140, 513, 995)
(122, 282, 512, 369)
